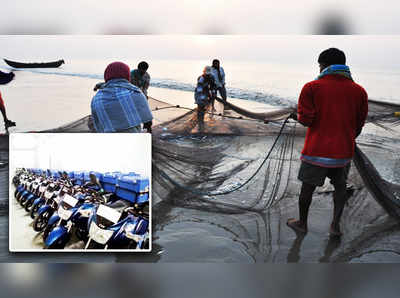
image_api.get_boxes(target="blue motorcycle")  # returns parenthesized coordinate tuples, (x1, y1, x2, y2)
(22, 178, 45, 211)
(29, 180, 52, 219)
(43, 192, 88, 248)
(15, 176, 34, 202)
(84, 203, 149, 250)
(44, 189, 116, 249)
(32, 182, 63, 232)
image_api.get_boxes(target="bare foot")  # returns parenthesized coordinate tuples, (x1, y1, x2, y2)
(287, 218, 307, 234)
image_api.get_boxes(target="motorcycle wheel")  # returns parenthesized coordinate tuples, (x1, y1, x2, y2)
(142, 238, 149, 249)
(19, 195, 28, 207)
(45, 238, 66, 249)
(15, 191, 22, 201)
(42, 222, 57, 242)
(75, 228, 88, 242)
(30, 202, 43, 219)
(85, 239, 104, 249)
(33, 210, 52, 232)
(24, 199, 34, 212)
(127, 240, 138, 249)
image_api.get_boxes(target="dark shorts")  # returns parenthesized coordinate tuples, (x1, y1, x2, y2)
(298, 161, 351, 187)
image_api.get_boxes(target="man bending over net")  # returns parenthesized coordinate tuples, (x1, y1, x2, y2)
(194, 66, 217, 132)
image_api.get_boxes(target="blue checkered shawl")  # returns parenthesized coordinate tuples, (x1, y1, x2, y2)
(91, 79, 153, 132)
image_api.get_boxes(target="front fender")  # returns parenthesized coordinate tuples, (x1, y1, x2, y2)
(37, 205, 52, 216)
(21, 191, 30, 199)
(33, 197, 44, 206)
(135, 219, 149, 235)
(45, 226, 70, 248)
(26, 194, 36, 202)
(48, 214, 60, 227)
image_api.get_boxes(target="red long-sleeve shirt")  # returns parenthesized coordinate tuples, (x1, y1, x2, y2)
(298, 74, 368, 159)
(0, 91, 5, 109)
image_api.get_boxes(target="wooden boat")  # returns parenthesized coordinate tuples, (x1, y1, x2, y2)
(4, 58, 64, 69)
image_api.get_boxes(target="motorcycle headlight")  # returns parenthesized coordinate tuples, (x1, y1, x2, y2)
(89, 222, 114, 245)
(79, 208, 92, 218)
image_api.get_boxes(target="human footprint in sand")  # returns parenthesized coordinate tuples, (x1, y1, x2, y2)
(0, 91, 16, 132)
(287, 48, 368, 236)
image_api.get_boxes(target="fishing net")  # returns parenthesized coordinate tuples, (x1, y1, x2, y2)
(43, 96, 400, 220)
(147, 98, 400, 220)
(37, 95, 400, 261)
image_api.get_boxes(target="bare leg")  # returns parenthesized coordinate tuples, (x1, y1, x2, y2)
(287, 182, 316, 233)
(0, 105, 16, 129)
(0, 105, 7, 122)
(331, 182, 347, 235)
(197, 105, 205, 131)
(219, 86, 227, 102)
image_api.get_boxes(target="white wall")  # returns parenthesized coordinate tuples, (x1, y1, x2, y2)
(9, 133, 151, 177)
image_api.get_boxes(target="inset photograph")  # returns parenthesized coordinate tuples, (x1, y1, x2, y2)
(9, 133, 151, 252)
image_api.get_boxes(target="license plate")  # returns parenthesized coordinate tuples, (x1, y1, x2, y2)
(63, 194, 79, 207)
(58, 207, 73, 220)
(97, 205, 121, 224)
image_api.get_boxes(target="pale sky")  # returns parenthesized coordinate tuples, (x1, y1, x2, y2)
(1, 1, 400, 34)
(1, 35, 400, 71)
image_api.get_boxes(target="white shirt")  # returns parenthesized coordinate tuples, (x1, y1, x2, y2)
(211, 67, 225, 88)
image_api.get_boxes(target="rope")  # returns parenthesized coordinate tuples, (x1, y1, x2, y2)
(151, 105, 268, 123)
(155, 117, 290, 196)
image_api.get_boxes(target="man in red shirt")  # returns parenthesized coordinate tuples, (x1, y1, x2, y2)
(287, 48, 368, 236)
(0, 91, 16, 131)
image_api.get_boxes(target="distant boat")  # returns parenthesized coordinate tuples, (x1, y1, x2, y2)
(3, 58, 65, 69)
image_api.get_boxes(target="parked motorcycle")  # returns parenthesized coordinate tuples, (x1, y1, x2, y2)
(32, 182, 63, 232)
(44, 187, 115, 248)
(29, 180, 51, 219)
(84, 203, 149, 250)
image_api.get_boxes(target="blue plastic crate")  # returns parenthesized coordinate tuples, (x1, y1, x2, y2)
(92, 171, 104, 182)
(67, 171, 74, 179)
(50, 170, 59, 179)
(83, 171, 91, 182)
(115, 175, 149, 203)
(74, 171, 84, 185)
(103, 172, 123, 193)
(83, 171, 104, 183)
(136, 192, 149, 204)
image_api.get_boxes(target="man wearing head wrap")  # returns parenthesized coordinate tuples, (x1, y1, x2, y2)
(130, 61, 151, 99)
(91, 61, 153, 133)
(287, 48, 368, 236)
(194, 66, 217, 131)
